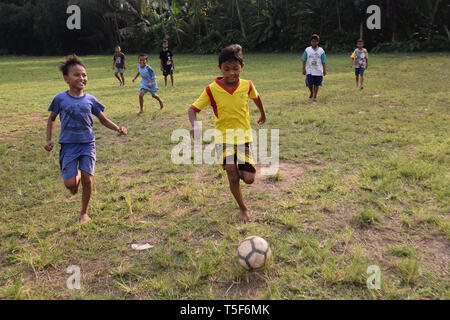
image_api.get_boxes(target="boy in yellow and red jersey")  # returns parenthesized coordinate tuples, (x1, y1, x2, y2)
(188, 44, 266, 222)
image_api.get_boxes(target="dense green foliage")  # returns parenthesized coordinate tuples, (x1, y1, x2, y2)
(0, 1, 449, 54)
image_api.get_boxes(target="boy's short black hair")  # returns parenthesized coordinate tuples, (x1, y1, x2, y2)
(311, 34, 320, 41)
(357, 39, 364, 43)
(219, 44, 243, 67)
(162, 40, 168, 44)
(59, 54, 85, 76)
(138, 54, 148, 59)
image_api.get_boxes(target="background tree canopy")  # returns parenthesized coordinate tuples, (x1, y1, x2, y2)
(0, 0, 449, 55)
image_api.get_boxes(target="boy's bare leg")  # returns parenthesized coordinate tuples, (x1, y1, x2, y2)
(360, 74, 364, 89)
(152, 94, 164, 109)
(114, 72, 122, 86)
(164, 76, 168, 88)
(170, 74, 174, 87)
(80, 170, 93, 224)
(64, 171, 81, 195)
(355, 75, 359, 88)
(139, 89, 146, 114)
(224, 164, 251, 222)
(308, 86, 313, 99)
(120, 73, 125, 86)
(313, 86, 320, 101)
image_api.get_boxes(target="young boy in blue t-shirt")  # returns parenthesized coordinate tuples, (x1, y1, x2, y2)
(301, 34, 327, 102)
(132, 54, 164, 114)
(350, 39, 369, 89)
(45, 54, 127, 224)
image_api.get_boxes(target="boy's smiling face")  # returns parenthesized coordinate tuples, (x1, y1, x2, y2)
(311, 39, 319, 48)
(219, 61, 243, 87)
(357, 41, 364, 49)
(138, 56, 147, 67)
(64, 64, 87, 91)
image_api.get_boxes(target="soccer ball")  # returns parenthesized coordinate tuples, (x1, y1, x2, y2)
(237, 236, 271, 271)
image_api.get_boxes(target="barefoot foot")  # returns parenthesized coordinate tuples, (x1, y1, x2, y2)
(80, 214, 91, 224)
(159, 101, 164, 110)
(239, 209, 252, 223)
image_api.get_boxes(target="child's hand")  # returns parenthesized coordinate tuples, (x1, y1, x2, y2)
(302, 69, 306, 75)
(132, 78, 136, 83)
(44, 140, 54, 152)
(257, 114, 266, 125)
(323, 70, 327, 76)
(117, 126, 127, 136)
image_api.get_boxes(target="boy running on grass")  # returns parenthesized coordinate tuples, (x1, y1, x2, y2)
(188, 44, 266, 222)
(132, 54, 164, 114)
(113, 45, 126, 86)
(160, 40, 175, 88)
(45, 54, 127, 224)
(350, 39, 369, 89)
(301, 34, 327, 102)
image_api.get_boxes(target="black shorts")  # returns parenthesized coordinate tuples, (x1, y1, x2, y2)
(163, 65, 173, 76)
(215, 143, 256, 173)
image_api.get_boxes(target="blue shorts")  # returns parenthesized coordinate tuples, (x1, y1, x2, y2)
(355, 68, 365, 75)
(59, 143, 96, 181)
(139, 84, 158, 97)
(306, 74, 323, 87)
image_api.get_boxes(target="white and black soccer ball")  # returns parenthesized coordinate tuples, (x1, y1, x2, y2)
(237, 236, 272, 271)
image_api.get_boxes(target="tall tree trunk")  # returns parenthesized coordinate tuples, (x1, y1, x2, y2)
(388, 0, 397, 42)
(426, 0, 443, 43)
(336, 0, 342, 32)
(165, 0, 182, 45)
(235, 0, 246, 38)
(354, 0, 362, 39)
(158, 0, 167, 37)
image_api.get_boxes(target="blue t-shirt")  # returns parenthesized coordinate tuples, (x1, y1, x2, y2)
(138, 64, 158, 91)
(48, 91, 105, 144)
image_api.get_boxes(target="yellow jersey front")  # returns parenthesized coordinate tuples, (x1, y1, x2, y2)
(190, 77, 259, 145)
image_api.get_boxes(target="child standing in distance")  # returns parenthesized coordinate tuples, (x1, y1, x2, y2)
(160, 40, 175, 88)
(45, 55, 127, 224)
(301, 34, 327, 102)
(350, 39, 369, 89)
(113, 45, 126, 86)
(188, 44, 266, 223)
(132, 54, 164, 114)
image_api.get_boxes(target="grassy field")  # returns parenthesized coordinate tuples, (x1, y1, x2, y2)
(0, 52, 449, 300)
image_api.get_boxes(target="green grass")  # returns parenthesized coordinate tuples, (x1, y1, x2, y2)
(0, 53, 449, 300)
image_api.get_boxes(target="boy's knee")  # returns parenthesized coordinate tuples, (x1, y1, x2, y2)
(81, 172, 93, 186)
(64, 180, 78, 194)
(243, 176, 255, 185)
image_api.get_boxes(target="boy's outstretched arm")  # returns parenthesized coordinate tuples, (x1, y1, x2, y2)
(302, 61, 307, 75)
(252, 96, 266, 125)
(97, 112, 127, 135)
(350, 58, 354, 68)
(132, 72, 140, 83)
(188, 107, 201, 138)
(44, 112, 57, 151)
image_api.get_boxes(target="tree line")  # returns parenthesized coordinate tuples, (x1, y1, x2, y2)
(0, 0, 449, 55)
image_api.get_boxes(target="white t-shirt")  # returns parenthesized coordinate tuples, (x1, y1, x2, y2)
(301, 46, 327, 76)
